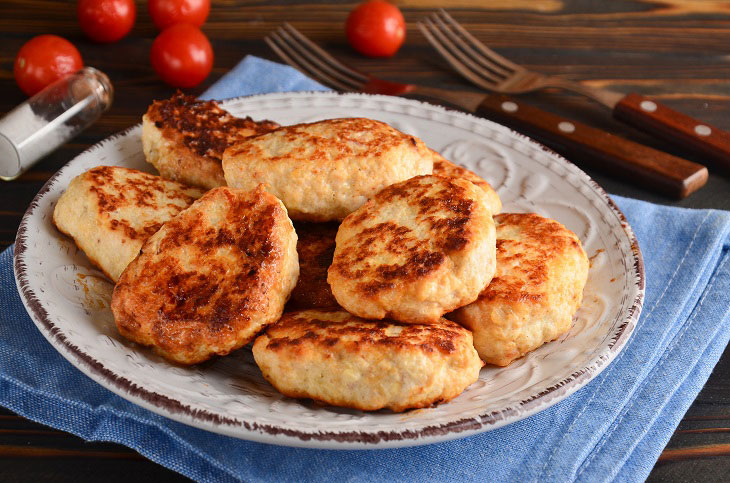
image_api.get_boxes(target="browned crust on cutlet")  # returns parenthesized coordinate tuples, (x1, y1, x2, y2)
(111, 186, 296, 365)
(287, 222, 339, 310)
(263, 310, 464, 356)
(143, 92, 279, 189)
(331, 175, 476, 296)
(86, 166, 200, 240)
(225, 117, 420, 161)
(431, 156, 502, 215)
(433, 157, 489, 193)
(52, 166, 203, 281)
(147, 92, 280, 162)
(479, 213, 584, 304)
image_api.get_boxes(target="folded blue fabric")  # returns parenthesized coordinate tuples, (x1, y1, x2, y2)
(1, 56, 729, 482)
(200, 56, 328, 100)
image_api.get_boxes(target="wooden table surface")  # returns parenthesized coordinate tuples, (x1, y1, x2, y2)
(1, 0, 729, 480)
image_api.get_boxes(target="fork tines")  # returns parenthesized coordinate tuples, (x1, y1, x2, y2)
(418, 10, 523, 91)
(265, 23, 368, 92)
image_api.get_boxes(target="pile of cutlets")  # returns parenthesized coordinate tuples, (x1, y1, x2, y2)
(53, 92, 589, 412)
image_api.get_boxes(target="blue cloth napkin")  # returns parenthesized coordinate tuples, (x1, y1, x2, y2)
(2, 56, 730, 482)
(200, 56, 328, 100)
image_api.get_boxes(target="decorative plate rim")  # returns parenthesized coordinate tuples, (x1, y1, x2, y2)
(13, 91, 645, 449)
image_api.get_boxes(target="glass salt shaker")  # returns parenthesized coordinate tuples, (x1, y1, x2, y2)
(0, 67, 113, 180)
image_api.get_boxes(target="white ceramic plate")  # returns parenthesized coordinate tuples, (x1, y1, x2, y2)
(14, 92, 644, 449)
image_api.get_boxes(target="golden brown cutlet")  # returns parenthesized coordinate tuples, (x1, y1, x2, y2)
(222, 117, 434, 221)
(111, 186, 299, 365)
(142, 92, 279, 189)
(328, 174, 496, 324)
(448, 212, 589, 366)
(253, 309, 483, 412)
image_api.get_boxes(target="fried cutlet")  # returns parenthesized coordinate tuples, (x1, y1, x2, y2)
(252, 309, 483, 412)
(432, 156, 502, 215)
(328, 175, 496, 324)
(448, 213, 589, 366)
(286, 222, 339, 310)
(111, 186, 299, 365)
(222, 118, 434, 221)
(142, 92, 279, 190)
(53, 166, 204, 282)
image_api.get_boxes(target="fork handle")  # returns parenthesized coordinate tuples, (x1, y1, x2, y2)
(614, 93, 730, 173)
(476, 95, 708, 199)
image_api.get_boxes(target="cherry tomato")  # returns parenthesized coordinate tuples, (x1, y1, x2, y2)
(150, 24, 213, 88)
(346, 1, 405, 58)
(148, 0, 210, 31)
(14, 35, 84, 97)
(77, 0, 136, 43)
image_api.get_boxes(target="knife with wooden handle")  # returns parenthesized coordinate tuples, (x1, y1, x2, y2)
(403, 85, 709, 199)
(612, 93, 730, 173)
(477, 94, 710, 199)
(551, 81, 730, 174)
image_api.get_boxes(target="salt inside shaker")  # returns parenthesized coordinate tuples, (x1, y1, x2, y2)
(0, 67, 113, 180)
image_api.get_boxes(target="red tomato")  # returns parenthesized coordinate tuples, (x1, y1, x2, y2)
(346, 1, 405, 58)
(77, 0, 136, 43)
(149, 0, 210, 30)
(14, 35, 84, 96)
(150, 24, 213, 88)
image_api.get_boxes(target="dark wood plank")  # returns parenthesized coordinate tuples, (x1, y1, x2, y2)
(0, 408, 186, 481)
(0, 0, 729, 481)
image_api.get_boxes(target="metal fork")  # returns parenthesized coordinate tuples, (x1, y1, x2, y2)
(419, 9, 730, 172)
(264, 23, 707, 198)
(265, 23, 475, 107)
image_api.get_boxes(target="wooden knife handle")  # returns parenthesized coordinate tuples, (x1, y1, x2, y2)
(476, 95, 708, 199)
(613, 93, 730, 173)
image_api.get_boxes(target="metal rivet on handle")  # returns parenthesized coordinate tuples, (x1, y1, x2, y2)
(694, 125, 712, 136)
(558, 121, 575, 133)
(501, 101, 518, 113)
(640, 100, 657, 112)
